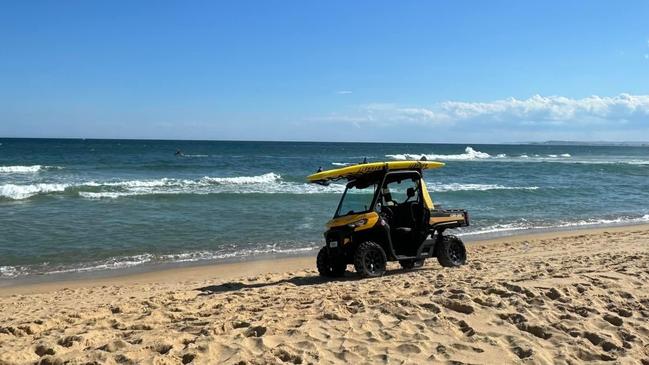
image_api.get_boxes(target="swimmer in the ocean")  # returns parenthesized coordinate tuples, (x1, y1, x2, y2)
(175, 149, 184, 157)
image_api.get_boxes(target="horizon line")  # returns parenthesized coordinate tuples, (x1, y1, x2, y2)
(1, 136, 648, 146)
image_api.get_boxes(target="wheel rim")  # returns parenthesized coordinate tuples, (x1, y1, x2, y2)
(365, 249, 383, 274)
(448, 241, 464, 264)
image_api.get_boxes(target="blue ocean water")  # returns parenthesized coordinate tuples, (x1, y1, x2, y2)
(1, 138, 648, 279)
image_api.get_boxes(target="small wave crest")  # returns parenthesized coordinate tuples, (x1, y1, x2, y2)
(385, 147, 577, 162)
(386, 146, 491, 161)
(201, 172, 281, 184)
(0, 183, 69, 200)
(181, 154, 209, 158)
(77, 173, 345, 199)
(1, 173, 345, 200)
(427, 183, 539, 192)
(0, 165, 60, 173)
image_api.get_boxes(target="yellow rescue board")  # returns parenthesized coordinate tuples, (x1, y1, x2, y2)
(307, 161, 444, 183)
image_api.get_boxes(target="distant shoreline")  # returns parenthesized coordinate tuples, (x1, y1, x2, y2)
(524, 140, 649, 147)
(1, 136, 647, 146)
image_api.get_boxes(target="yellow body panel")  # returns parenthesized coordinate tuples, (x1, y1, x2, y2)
(308, 161, 444, 183)
(429, 214, 465, 225)
(326, 212, 380, 232)
(420, 180, 434, 209)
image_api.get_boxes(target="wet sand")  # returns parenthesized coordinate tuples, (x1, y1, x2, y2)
(1, 224, 648, 364)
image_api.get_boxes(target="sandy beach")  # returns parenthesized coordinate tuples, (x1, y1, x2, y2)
(1, 225, 648, 364)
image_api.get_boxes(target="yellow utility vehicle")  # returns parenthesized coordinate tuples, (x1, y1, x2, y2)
(308, 161, 469, 277)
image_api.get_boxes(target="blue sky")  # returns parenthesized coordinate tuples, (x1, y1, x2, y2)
(1, 1, 648, 142)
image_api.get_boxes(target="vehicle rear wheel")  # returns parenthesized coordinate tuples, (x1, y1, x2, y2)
(354, 241, 387, 277)
(317, 247, 346, 277)
(436, 235, 467, 267)
(399, 259, 425, 270)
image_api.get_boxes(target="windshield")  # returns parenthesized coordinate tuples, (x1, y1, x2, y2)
(335, 182, 377, 217)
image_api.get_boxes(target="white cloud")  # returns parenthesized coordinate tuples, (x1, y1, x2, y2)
(336, 90, 353, 95)
(325, 94, 649, 127)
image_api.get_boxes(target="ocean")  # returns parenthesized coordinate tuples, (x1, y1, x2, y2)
(1, 138, 648, 280)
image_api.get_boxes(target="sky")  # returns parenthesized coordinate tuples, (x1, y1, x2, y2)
(1, 1, 648, 143)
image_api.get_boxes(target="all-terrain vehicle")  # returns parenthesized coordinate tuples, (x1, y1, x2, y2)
(307, 161, 469, 278)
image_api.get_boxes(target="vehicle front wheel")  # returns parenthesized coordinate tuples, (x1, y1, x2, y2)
(436, 235, 467, 267)
(399, 259, 425, 270)
(317, 247, 346, 277)
(354, 241, 387, 277)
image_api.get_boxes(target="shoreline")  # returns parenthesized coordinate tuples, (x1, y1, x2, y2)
(2, 222, 648, 297)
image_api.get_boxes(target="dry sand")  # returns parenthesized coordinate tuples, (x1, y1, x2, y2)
(1, 225, 649, 364)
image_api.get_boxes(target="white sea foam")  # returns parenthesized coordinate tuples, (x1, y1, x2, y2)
(385, 148, 574, 162)
(0, 265, 24, 278)
(554, 215, 649, 228)
(79, 192, 133, 199)
(78, 173, 346, 199)
(0, 165, 60, 173)
(331, 162, 352, 166)
(459, 223, 529, 236)
(460, 214, 649, 237)
(0, 245, 319, 278)
(384, 149, 590, 164)
(158, 246, 317, 264)
(0, 183, 68, 200)
(45, 254, 155, 275)
(201, 172, 281, 184)
(426, 183, 539, 192)
(386, 147, 491, 161)
(3, 173, 302, 200)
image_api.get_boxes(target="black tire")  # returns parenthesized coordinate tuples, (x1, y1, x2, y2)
(317, 247, 346, 277)
(436, 235, 467, 267)
(354, 241, 387, 277)
(399, 259, 425, 270)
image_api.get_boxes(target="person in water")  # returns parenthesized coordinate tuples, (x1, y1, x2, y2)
(175, 149, 184, 157)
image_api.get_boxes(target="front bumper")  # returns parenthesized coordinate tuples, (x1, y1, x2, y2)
(324, 228, 353, 250)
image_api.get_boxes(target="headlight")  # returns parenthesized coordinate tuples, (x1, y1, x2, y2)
(347, 218, 368, 229)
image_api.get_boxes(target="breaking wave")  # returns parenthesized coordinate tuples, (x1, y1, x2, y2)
(0, 183, 69, 200)
(0, 173, 346, 200)
(426, 183, 539, 192)
(0, 165, 60, 173)
(386, 147, 491, 161)
(384, 148, 630, 164)
(79, 173, 347, 199)
(201, 172, 281, 184)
